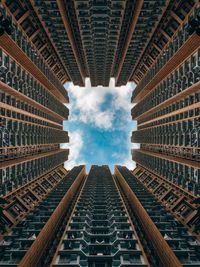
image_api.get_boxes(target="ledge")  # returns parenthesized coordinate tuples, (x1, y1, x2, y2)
(132, 33, 200, 102)
(132, 149, 200, 169)
(0, 34, 69, 103)
(0, 149, 69, 169)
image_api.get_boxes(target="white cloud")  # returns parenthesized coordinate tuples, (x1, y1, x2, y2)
(66, 78, 135, 130)
(121, 155, 136, 170)
(61, 130, 85, 169)
(122, 143, 140, 170)
(63, 79, 138, 170)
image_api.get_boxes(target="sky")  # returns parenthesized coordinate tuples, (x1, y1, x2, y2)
(62, 78, 139, 173)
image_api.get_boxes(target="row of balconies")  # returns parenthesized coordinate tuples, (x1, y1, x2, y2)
(139, 91, 200, 125)
(117, 166, 200, 264)
(132, 4, 199, 99)
(115, 0, 167, 85)
(133, 119, 200, 147)
(0, 150, 69, 195)
(0, 108, 62, 130)
(132, 0, 197, 82)
(3, 0, 65, 83)
(0, 165, 65, 233)
(31, 1, 85, 85)
(0, 3, 66, 95)
(0, 91, 64, 125)
(141, 144, 200, 162)
(0, 120, 68, 147)
(54, 166, 147, 266)
(132, 150, 200, 195)
(132, 49, 200, 119)
(0, 166, 82, 265)
(138, 109, 200, 131)
(136, 167, 200, 235)
(0, 144, 60, 162)
(0, 50, 68, 118)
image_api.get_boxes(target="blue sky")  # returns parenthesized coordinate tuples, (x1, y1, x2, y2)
(63, 78, 138, 173)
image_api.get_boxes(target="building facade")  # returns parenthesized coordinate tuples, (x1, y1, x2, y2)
(0, 165, 199, 267)
(0, 1, 69, 233)
(131, 0, 200, 235)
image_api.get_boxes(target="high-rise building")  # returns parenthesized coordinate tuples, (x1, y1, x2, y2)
(0, 1, 200, 267)
(0, 165, 199, 267)
(0, 1, 69, 231)
(0, 165, 86, 266)
(131, 0, 200, 236)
